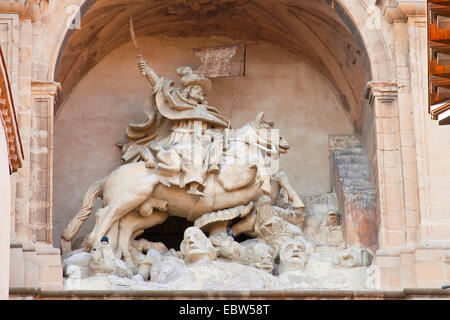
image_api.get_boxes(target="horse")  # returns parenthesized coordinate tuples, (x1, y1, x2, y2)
(61, 112, 304, 262)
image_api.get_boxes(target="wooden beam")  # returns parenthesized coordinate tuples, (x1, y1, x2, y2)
(428, 0, 450, 122)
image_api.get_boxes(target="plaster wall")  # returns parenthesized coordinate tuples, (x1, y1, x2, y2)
(0, 125, 10, 299)
(53, 36, 354, 248)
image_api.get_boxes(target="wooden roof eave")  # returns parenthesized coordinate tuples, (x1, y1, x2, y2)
(0, 46, 23, 173)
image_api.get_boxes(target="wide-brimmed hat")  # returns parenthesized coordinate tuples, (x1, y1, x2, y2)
(177, 66, 212, 94)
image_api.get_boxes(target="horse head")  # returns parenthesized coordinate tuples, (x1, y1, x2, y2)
(249, 112, 290, 157)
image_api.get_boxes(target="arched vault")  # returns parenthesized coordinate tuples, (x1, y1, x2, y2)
(53, 0, 382, 132)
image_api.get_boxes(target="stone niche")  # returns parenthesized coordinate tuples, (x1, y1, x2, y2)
(54, 36, 354, 250)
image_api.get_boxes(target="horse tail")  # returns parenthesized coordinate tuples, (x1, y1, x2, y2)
(60, 178, 105, 253)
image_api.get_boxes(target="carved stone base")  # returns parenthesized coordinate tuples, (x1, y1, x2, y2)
(9, 240, 63, 290)
(371, 244, 450, 289)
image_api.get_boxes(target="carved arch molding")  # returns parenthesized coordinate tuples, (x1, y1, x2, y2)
(54, 0, 376, 132)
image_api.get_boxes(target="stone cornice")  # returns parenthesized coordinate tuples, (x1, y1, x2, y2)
(31, 80, 61, 108)
(379, 0, 426, 23)
(31, 80, 61, 95)
(0, 46, 23, 173)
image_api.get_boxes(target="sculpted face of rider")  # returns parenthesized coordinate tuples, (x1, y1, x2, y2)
(186, 85, 204, 103)
(136, 60, 227, 197)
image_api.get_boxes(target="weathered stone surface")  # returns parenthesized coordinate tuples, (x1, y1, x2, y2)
(3, 0, 450, 294)
(330, 136, 377, 255)
(62, 232, 372, 291)
(303, 193, 345, 248)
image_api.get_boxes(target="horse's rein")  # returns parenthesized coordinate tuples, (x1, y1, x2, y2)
(225, 137, 278, 157)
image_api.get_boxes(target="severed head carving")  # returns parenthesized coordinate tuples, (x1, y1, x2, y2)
(241, 241, 274, 273)
(279, 237, 308, 273)
(180, 227, 217, 263)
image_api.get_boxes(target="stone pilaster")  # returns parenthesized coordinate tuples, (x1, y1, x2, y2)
(371, 4, 450, 289)
(393, 19, 420, 248)
(366, 81, 407, 250)
(30, 81, 59, 244)
(9, 81, 63, 291)
(366, 81, 409, 289)
(408, 16, 450, 288)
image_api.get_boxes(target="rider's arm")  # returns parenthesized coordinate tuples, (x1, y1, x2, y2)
(138, 58, 160, 87)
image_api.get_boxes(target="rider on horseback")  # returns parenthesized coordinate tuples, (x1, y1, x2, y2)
(129, 58, 228, 196)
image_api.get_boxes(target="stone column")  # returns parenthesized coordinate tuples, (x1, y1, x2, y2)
(30, 81, 59, 244)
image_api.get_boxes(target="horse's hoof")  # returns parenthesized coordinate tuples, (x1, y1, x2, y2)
(85, 235, 97, 250)
(292, 200, 305, 210)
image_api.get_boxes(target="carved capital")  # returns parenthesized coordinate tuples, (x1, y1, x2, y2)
(31, 81, 61, 103)
(365, 80, 398, 104)
(379, 0, 426, 23)
(31, 80, 61, 94)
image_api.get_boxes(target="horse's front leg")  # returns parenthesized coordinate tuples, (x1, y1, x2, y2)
(274, 171, 305, 210)
(117, 210, 169, 268)
(105, 221, 119, 257)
